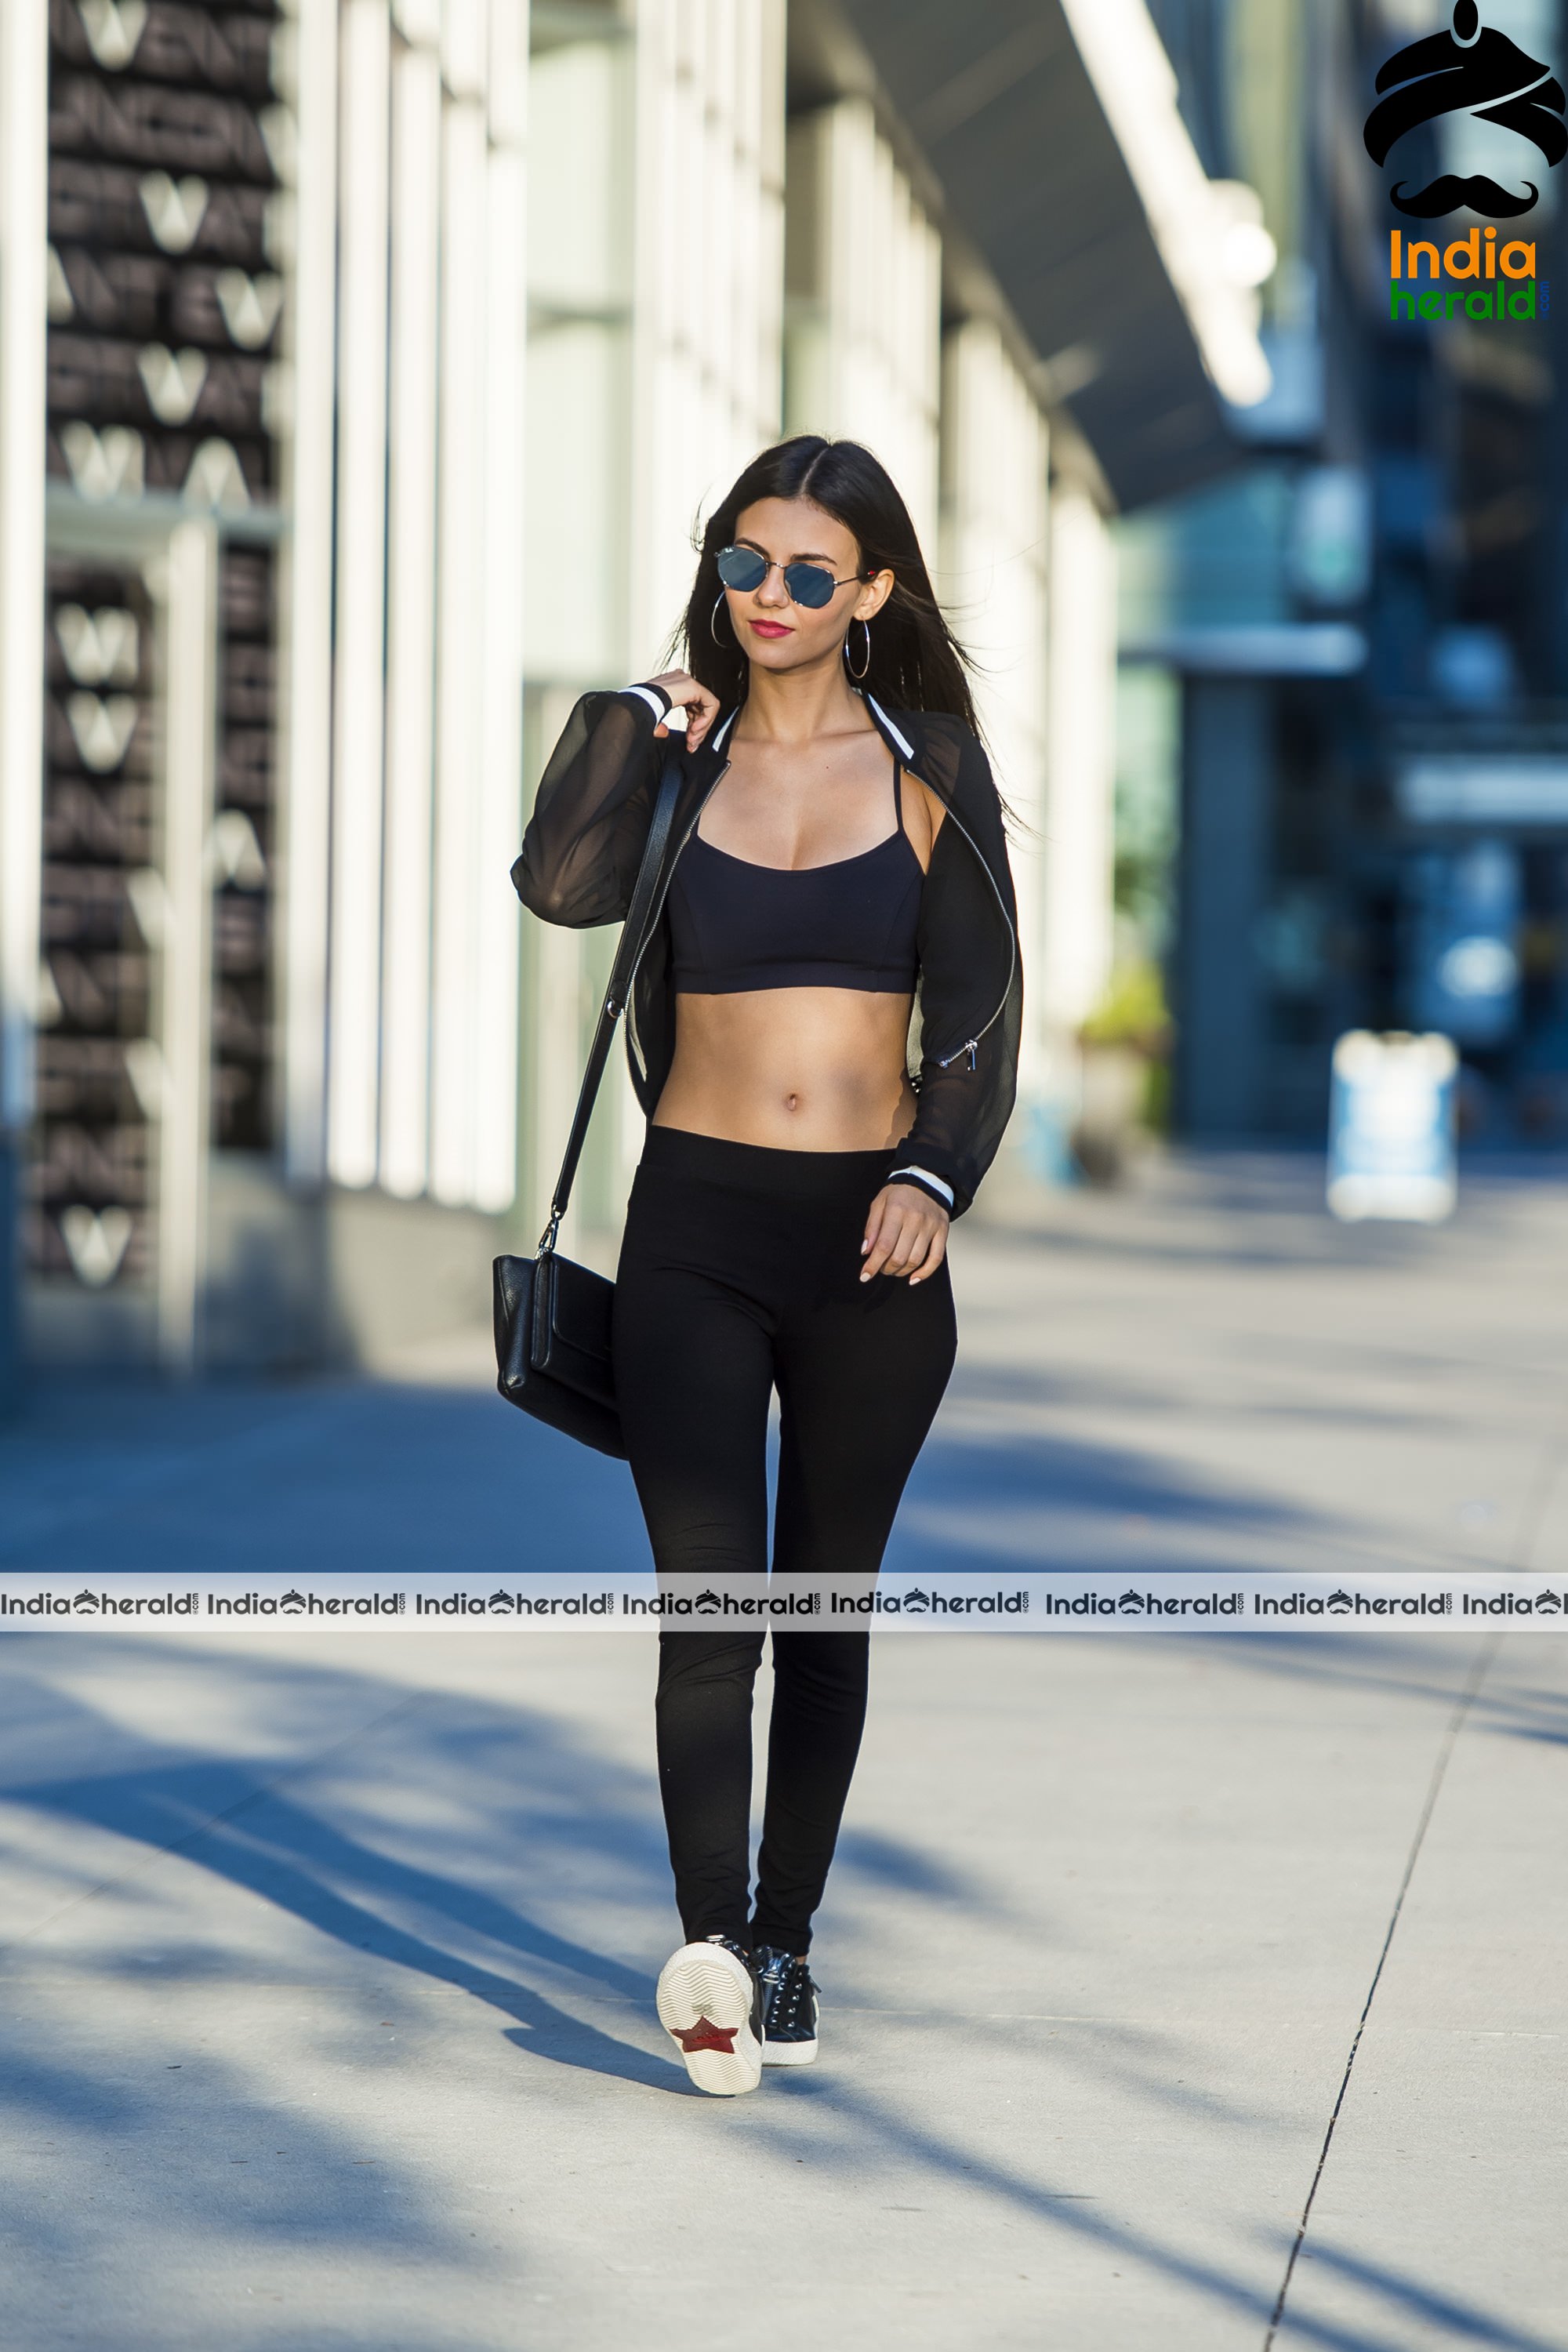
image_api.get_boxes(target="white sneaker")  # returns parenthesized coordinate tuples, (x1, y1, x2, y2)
(655, 1934, 764, 2096)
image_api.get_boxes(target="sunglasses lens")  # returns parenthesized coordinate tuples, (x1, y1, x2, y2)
(716, 546, 767, 592)
(784, 563, 837, 608)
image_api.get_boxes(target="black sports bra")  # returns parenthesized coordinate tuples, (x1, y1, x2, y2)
(666, 757, 923, 996)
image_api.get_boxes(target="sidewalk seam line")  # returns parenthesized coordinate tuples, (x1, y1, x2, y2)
(1265, 1366, 1568, 2348)
(1261, 1630, 1499, 2349)
(0, 1690, 428, 1957)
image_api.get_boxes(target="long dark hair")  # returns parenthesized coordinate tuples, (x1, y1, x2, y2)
(675, 435, 979, 732)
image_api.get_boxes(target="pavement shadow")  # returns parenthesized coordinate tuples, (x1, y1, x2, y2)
(913, 1403, 1325, 1531)
(1267, 2235, 1566, 2350)
(0, 1375, 646, 1577)
(16, 1756, 684, 2092)
(1177, 1628, 1568, 1755)
(746, 2065, 1557, 2352)
(895, 1407, 1443, 1583)
(0, 1643, 685, 2095)
(0, 1635, 1552, 2352)
(718, 2071, 1541, 2352)
(975, 1149, 1568, 1279)
(0, 1642, 1007, 2100)
(0, 2038, 463, 2283)
(901, 1340, 1565, 1581)
(948, 1349, 1501, 1444)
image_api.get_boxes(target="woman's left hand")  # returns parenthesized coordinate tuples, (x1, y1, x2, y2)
(861, 1184, 949, 1286)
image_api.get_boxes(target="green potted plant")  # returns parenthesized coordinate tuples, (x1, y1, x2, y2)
(1073, 962, 1172, 1184)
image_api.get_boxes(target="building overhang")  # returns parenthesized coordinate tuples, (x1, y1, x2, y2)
(1121, 625, 1368, 677)
(818, 0, 1269, 512)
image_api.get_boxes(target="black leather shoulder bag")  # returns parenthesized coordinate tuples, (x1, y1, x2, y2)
(492, 764, 681, 1457)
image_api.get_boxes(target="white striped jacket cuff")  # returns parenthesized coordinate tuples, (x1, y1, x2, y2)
(888, 1166, 954, 1210)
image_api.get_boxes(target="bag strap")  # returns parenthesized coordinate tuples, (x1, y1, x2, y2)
(537, 762, 683, 1254)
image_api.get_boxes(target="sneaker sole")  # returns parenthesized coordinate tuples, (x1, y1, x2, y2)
(655, 1944, 762, 2096)
(761, 2036, 818, 2067)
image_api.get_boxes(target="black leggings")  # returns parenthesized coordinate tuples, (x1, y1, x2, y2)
(612, 1125, 957, 1954)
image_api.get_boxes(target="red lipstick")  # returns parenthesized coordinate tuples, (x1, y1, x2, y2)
(749, 619, 791, 638)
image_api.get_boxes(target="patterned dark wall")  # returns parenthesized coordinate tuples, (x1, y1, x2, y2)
(46, 0, 281, 505)
(34, 558, 158, 1289)
(36, 0, 283, 1291)
(212, 542, 277, 1155)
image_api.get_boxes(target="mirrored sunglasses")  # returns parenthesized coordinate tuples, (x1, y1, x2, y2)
(715, 544, 866, 610)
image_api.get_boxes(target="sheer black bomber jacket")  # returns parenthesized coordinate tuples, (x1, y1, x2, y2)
(511, 686, 1022, 1218)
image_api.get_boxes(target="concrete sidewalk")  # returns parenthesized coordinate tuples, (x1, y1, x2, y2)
(1, 1153, 1566, 2350)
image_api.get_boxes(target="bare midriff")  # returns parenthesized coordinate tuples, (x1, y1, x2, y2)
(652, 986, 917, 1152)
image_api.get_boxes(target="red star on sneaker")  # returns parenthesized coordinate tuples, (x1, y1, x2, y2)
(670, 2016, 738, 2054)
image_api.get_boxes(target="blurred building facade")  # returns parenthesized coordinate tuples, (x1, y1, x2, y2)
(0, 0, 1269, 1388)
(1123, 0, 1568, 1145)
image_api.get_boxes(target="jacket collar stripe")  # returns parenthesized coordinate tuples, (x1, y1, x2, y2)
(863, 693, 914, 760)
(705, 695, 912, 762)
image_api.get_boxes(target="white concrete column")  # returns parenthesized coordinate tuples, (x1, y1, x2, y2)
(471, 0, 528, 1215)
(327, 0, 392, 1189)
(429, 33, 490, 1206)
(278, 0, 339, 1188)
(426, 0, 530, 1217)
(1041, 483, 1119, 1069)
(310, 0, 528, 1214)
(577, 0, 786, 1209)
(627, 0, 786, 672)
(520, 22, 635, 1247)
(784, 100, 942, 555)
(524, 32, 632, 687)
(938, 321, 1051, 1098)
(379, 29, 443, 1200)
(157, 521, 220, 1370)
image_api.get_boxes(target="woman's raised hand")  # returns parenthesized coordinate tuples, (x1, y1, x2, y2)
(648, 670, 721, 753)
(861, 1183, 949, 1286)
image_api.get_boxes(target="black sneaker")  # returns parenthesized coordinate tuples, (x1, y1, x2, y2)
(655, 1934, 763, 2096)
(756, 1945, 819, 2066)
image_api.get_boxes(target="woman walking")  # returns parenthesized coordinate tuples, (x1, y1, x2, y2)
(514, 436, 1020, 2095)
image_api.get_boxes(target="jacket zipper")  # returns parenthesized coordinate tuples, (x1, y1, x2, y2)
(621, 759, 729, 1078)
(857, 689, 1016, 1070)
(913, 782, 1017, 1075)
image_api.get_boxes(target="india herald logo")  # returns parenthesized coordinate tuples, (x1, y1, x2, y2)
(1365, 0, 1566, 218)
